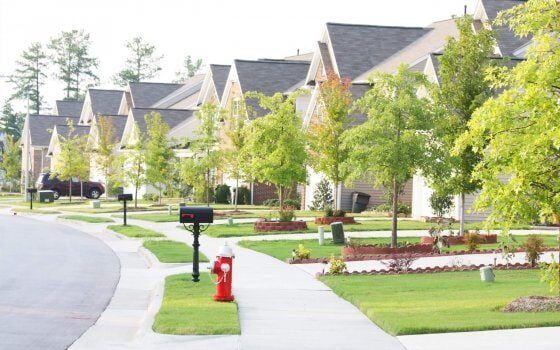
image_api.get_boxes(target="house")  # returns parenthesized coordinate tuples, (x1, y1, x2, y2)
(46, 123, 91, 173)
(301, 22, 432, 211)
(79, 89, 124, 125)
(117, 82, 184, 115)
(197, 64, 231, 106)
(151, 75, 206, 109)
(53, 100, 84, 118)
(219, 58, 310, 204)
(21, 114, 79, 185)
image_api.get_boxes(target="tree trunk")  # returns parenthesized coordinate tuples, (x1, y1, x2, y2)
(134, 182, 138, 209)
(279, 185, 284, 209)
(159, 186, 162, 205)
(80, 181, 83, 199)
(391, 177, 399, 248)
(69, 180, 72, 203)
(234, 178, 239, 211)
(206, 167, 210, 207)
(459, 192, 465, 235)
(334, 181, 339, 210)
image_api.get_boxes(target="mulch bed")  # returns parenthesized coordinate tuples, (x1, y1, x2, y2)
(504, 296, 560, 312)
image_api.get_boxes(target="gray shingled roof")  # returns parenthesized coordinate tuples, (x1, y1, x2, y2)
(326, 23, 431, 80)
(210, 64, 231, 100)
(131, 108, 195, 135)
(151, 76, 204, 109)
(89, 89, 124, 116)
(129, 82, 184, 108)
(234, 59, 310, 117)
(482, 0, 529, 56)
(29, 115, 79, 146)
(348, 84, 371, 128)
(318, 42, 334, 73)
(54, 124, 91, 139)
(96, 115, 128, 143)
(55, 100, 84, 118)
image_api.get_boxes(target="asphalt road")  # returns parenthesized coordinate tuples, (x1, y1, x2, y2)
(0, 215, 120, 349)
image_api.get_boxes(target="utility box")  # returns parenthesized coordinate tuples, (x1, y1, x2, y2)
(180, 207, 213, 224)
(351, 192, 371, 213)
(331, 222, 345, 245)
(91, 200, 101, 209)
(38, 190, 54, 203)
(480, 266, 495, 282)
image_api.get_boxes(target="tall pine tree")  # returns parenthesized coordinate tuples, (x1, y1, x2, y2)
(9, 42, 47, 114)
(113, 37, 163, 86)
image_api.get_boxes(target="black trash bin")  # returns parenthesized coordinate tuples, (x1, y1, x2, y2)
(351, 192, 371, 213)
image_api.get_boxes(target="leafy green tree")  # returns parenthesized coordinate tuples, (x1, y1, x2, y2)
(54, 122, 90, 202)
(92, 116, 119, 197)
(9, 42, 47, 114)
(223, 98, 248, 210)
(119, 122, 145, 208)
(113, 37, 163, 86)
(456, 0, 560, 228)
(180, 156, 205, 202)
(307, 71, 353, 210)
(48, 29, 99, 100)
(310, 177, 334, 211)
(175, 55, 203, 82)
(423, 15, 495, 235)
(342, 65, 434, 248)
(243, 91, 307, 208)
(0, 100, 25, 139)
(186, 102, 223, 206)
(144, 112, 174, 205)
(0, 134, 22, 192)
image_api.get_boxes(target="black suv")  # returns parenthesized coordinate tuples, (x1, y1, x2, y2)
(36, 173, 105, 200)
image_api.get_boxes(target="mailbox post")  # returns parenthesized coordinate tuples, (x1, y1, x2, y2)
(179, 207, 213, 282)
(26, 188, 37, 210)
(118, 194, 133, 226)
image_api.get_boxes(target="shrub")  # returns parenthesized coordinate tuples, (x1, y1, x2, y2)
(522, 234, 544, 267)
(293, 244, 310, 260)
(310, 178, 333, 210)
(263, 198, 280, 208)
(333, 209, 346, 217)
(498, 234, 518, 266)
(324, 207, 334, 217)
(235, 187, 250, 205)
(329, 255, 347, 275)
(380, 253, 417, 272)
(397, 203, 411, 215)
(284, 198, 301, 210)
(142, 193, 160, 202)
(278, 208, 295, 222)
(194, 186, 214, 203)
(463, 232, 483, 252)
(375, 203, 392, 212)
(214, 184, 231, 204)
(429, 190, 453, 217)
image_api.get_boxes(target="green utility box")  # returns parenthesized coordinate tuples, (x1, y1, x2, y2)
(91, 200, 101, 209)
(331, 222, 345, 245)
(38, 190, 54, 203)
(480, 266, 495, 282)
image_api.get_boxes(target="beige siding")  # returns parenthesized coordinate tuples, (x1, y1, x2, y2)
(339, 179, 413, 212)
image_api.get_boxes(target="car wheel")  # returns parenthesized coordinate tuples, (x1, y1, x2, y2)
(89, 188, 101, 199)
(52, 189, 60, 200)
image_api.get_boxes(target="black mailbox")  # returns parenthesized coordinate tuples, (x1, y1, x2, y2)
(180, 207, 213, 224)
(118, 194, 133, 201)
(27, 188, 37, 194)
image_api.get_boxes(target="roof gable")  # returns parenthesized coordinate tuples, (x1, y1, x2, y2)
(210, 64, 231, 101)
(129, 82, 184, 108)
(88, 89, 124, 116)
(130, 108, 195, 135)
(54, 100, 84, 118)
(481, 0, 529, 56)
(28, 115, 79, 146)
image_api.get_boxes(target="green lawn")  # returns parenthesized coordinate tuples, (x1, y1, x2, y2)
(143, 240, 209, 263)
(59, 215, 115, 223)
(153, 274, 240, 335)
(107, 224, 164, 238)
(321, 270, 560, 335)
(238, 234, 559, 261)
(12, 208, 62, 214)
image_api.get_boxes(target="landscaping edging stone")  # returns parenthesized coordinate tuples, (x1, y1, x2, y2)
(420, 234, 498, 245)
(320, 262, 539, 276)
(314, 216, 356, 225)
(254, 220, 308, 232)
(341, 244, 432, 258)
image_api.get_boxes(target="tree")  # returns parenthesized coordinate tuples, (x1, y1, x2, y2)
(0, 135, 22, 192)
(423, 15, 495, 235)
(119, 122, 146, 208)
(144, 112, 174, 205)
(223, 98, 248, 210)
(9, 42, 47, 114)
(183, 102, 223, 206)
(49, 29, 99, 100)
(243, 91, 307, 208)
(54, 123, 90, 203)
(455, 0, 560, 228)
(342, 65, 434, 248)
(92, 116, 119, 197)
(307, 71, 353, 210)
(113, 37, 163, 86)
(175, 55, 203, 82)
(310, 178, 334, 211)
(0, 101, 25, 139)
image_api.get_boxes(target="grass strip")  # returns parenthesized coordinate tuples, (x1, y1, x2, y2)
(153, 274, 240, 335)
(59, 215, 115, 223)
(143, 240, 209, 263)
(108, 224, 164, 238)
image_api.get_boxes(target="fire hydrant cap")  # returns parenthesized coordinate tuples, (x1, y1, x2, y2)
(217, 243, 233, 257)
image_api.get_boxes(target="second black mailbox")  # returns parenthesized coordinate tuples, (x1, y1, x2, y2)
(118, 194, 133, 201)
(180, 207, 213, 224)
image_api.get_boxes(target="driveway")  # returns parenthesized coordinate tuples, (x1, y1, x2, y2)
(0, 214, 120, 349)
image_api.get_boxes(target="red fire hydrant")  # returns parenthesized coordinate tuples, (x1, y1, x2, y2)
(209, 243, 235, 302)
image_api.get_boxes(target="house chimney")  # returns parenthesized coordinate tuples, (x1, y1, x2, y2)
(297, 49, 300, 56)
(464, 4, 467, 15)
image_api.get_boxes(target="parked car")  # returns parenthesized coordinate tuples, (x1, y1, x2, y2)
(36, 172, 105, 200)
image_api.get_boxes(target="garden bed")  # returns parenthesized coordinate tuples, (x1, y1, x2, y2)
(253, 220, 307, 232)
(314, 216, 356, 225)
(420, 233, 497, 245)
(342, 243, 432, 258)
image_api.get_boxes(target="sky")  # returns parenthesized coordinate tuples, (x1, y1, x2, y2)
(0, 0, 478, 113)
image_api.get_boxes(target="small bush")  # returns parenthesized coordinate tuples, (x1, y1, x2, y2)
(380, 253, 417, 272)
(429, 190, 453, 217)
(263, 198, 280, 208)
(375, 203, 392, 212)
(397, 203, 411, 215)
(284, 198, 301, 210)
(523, 234, 544, 267)
(278, 208, 295, 222)
(324, 207, 334, 217)
(235, 187, 250, 205)
(329, 255, 347, 275)
(310, 178, 333, 211)
(333, 209, 346, 217)
(215, 184, 231, 204)
(293, 244, 310, 260)
(463, 232, 482, 252)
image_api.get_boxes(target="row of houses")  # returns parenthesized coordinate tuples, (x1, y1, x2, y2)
(20, 0, 531, 220)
